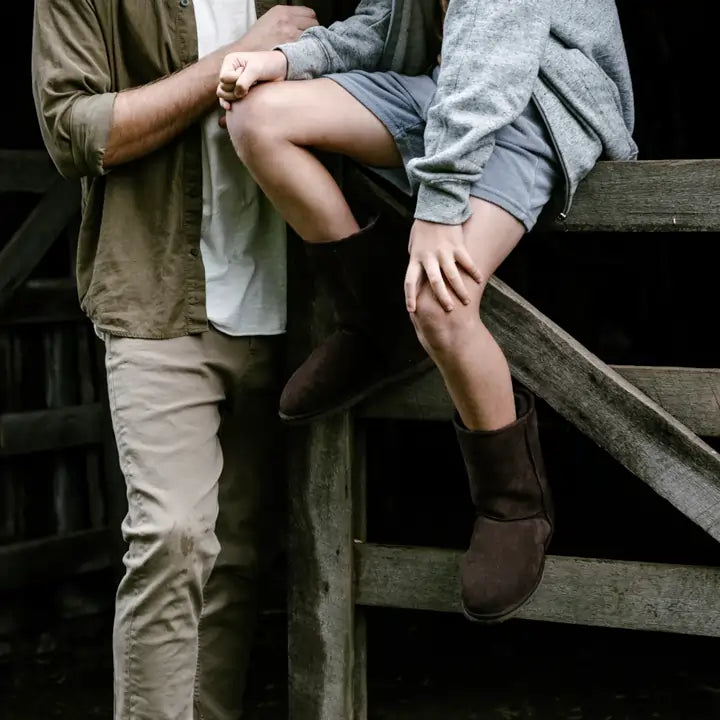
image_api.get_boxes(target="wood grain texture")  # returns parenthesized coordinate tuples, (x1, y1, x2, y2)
(356, 544, 720, 637)
(0, 150, 58, 194)
(0, 278, 83, 325)
(360, 366, 720, 437)
(0, 179, 80, 310)
(481, 277, 720, 542)
(347, 169, 720, 540)
(352, 426, 368, 720)
(346, 160, 720, 232)
(555, 160, 720, 232)
(288, 415, 358, 720)
(0, 404, 102, 456)
(0, 528, 111, 591)
(77, 326, 104, 530)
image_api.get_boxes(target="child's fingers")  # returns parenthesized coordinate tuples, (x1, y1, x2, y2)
(219, 54, 243, 85)
(217, 85, 237, 102)
(423, 257, 455, 312)
(454, 246, 483, 284)
(234, 70, 258, 98)
(440, 253, 470, 305)
(404, 260, 422, 313)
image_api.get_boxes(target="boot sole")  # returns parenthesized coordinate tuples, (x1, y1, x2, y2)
(279, 356, 435, 426)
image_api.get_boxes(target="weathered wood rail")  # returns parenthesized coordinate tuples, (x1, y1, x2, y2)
(0, 150, 122, 612)
(288, 160, 720, 719)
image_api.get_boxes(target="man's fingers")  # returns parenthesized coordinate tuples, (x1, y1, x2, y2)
(404, 261, 422, 313)
(440, 253, 471, 305)
(218, 98, 232, 112)
(454, 246, 483, 284)
(423, 258, 455, 312)
(287, 5, 318, 17)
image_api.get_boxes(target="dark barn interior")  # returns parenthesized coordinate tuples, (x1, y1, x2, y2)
(2, 2, 720, 718)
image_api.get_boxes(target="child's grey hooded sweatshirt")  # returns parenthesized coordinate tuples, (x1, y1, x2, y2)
(279, 0, 637, 225)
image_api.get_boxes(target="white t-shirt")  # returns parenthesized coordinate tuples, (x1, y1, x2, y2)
(194, 0, 287, 336)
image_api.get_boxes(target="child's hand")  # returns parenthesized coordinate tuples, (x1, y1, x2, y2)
(404, 220, 483, 313)
(217, 50, 288, 109)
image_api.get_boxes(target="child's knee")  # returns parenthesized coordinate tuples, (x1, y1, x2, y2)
(225, 88, 282, 156)
(411, 285, 475, 353)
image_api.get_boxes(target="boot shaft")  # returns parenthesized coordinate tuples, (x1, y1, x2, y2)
(304, 215, 411, 333)
(455, 389, 551, 522)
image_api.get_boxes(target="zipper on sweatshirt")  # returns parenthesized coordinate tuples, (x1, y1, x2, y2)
(532, 94, 572, 223)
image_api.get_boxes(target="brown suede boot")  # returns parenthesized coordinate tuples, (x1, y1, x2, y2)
(454, 387, 554, 623)
(280, 216, 431, 424)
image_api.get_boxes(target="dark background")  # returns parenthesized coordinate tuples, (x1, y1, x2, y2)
(2, 2, 720, 718)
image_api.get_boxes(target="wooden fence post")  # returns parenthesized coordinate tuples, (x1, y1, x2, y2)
(288, 414, 358, 720)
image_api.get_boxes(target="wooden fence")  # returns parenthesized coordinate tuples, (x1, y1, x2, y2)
(0, 150, 123, 632)
(287, 159, 720, 720)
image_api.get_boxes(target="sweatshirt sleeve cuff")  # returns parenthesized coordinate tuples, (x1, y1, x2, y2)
(276, 35, 330, 80)
(414, 181, 472, 225)
(70, 92, 117, 177)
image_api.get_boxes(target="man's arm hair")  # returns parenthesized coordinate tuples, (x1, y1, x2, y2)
(103, 45, 245, 170)
(32, 1, 316, 177)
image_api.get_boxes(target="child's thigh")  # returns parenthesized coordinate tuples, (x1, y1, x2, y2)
(242, 78, 403, 168)
(462, 198, 526, 282)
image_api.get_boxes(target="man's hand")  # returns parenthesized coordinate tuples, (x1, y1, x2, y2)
(101, 5, 318, 168)
(404, 220, 483, 313)
(217, 50, 288, 108)
(240, 5, 318, 52)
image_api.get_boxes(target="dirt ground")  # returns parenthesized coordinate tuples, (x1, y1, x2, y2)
(2, 605, 719, 720)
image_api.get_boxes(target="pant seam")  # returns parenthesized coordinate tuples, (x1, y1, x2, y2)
(106, 337, 141, 719)
(194, 591, 207, 720)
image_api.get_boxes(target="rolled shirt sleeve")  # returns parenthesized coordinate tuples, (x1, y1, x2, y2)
(32, 0, 117, 179)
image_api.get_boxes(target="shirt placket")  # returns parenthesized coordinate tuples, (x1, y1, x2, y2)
(175, 0, 208, 331)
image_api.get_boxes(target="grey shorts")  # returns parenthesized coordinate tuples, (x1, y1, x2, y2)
(326, 67, 561, 231)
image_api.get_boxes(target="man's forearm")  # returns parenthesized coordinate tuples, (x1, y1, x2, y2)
(103, 41, 244, 169)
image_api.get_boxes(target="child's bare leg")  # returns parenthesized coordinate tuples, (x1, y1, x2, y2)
(411, 198, 525, 431)
(224, 78, 402, 243)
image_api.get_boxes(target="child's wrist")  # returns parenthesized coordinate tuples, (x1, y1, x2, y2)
(268, 50, 289, 79)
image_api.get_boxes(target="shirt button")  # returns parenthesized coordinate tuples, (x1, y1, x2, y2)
(189, 247, 199, 257)
(179, 0, 189, 7)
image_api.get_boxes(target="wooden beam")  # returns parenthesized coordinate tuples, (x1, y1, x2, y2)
(618, 366, 720, 437)
(356, 544, 720, 637)
(0, 278, 83, 325)
(360, 366, 720, 437)
(481, 278, 720, 542)
(288, 414, 359, 720)
(0, 528, 111, 591)
(346, 159, 720, 232)
(0, 179, 80, 311)
(352, 425, 368, 720)
(0, 150, 58, 194)
(0, 404, 103, 456)
(352, 168, 720, 542)
(557, 160, 720, 232)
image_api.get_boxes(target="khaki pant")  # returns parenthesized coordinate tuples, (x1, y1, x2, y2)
(104, 328, 282, 720)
